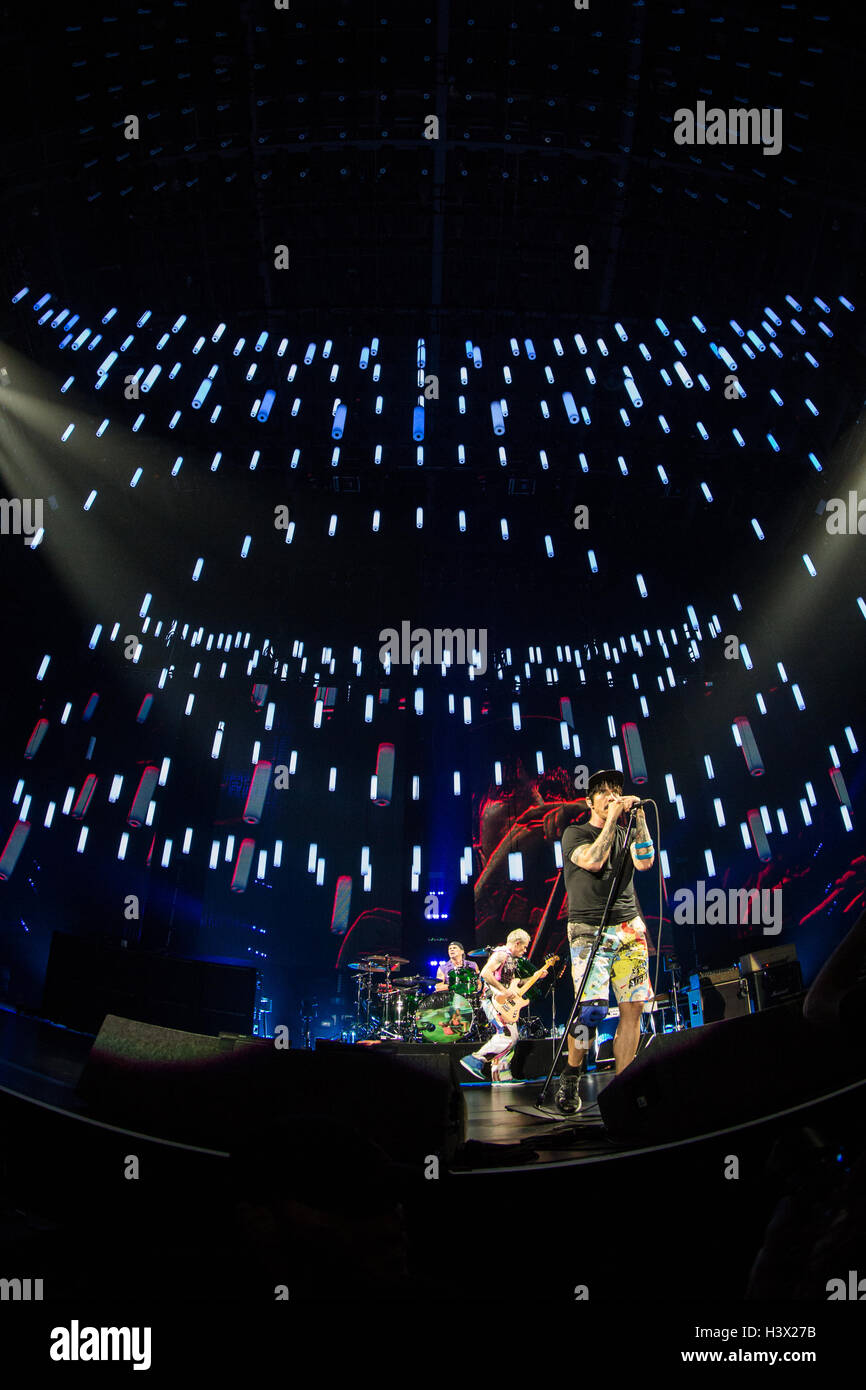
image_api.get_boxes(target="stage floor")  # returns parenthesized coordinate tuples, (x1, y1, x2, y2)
(454, 1068, 623, 1168)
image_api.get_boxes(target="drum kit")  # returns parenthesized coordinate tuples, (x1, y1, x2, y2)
(347, 948, 554, 1044)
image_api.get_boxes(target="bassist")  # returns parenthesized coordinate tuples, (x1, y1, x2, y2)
(460, 928, 530, 1086)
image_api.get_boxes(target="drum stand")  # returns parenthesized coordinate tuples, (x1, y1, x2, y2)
(351, 967, 378, 1039)
(668, 959, 686, 1031)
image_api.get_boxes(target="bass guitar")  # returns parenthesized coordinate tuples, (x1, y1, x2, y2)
(491, 955, 558, 1025)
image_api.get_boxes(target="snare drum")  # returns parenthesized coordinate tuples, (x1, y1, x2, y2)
(414, 991, 474, 1044)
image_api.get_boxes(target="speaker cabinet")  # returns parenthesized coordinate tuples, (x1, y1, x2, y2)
(41, 931, 257, 1035)
(78, 1017, 463, 1164)
(598, 1001, 827, 1142)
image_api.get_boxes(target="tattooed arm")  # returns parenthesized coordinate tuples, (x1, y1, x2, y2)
(631, 807, 655, 872)
(571, 804, 621, 872)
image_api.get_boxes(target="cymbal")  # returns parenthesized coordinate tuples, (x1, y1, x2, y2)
(467, 948, 489, 958)
(348, 962, 387, 972)
(364, 953, 409, 965)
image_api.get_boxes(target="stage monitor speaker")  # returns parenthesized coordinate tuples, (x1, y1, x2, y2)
(598, 1001, 828, 1142)
(41, 931, 257, 1035)
(78, 1017, 463, 1165)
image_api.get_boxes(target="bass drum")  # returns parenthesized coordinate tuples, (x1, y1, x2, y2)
(414, 991, 474, 1044)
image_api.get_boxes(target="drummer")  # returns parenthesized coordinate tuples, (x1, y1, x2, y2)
(434, 942, 482, 994)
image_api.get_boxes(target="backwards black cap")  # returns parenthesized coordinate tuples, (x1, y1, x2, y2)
(586, 768, 624, 798)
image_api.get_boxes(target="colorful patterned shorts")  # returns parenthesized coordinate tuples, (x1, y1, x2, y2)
(567, 917, 653, 1006)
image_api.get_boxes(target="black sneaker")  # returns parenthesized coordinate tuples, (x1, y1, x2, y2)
(555, 1070, 582, 1115)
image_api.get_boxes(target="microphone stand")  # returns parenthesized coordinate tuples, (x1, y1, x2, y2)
(536, 807, 640, 1109)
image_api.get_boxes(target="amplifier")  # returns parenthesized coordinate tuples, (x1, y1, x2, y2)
(739, 943, 798, 974)
(703, 966, 741, 987)
(687, 967, 751, 1025)
(700, 977, 752, 1023)
(746, 959, 804, 1012)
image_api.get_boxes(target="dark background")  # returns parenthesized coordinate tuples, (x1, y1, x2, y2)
(0, 0, 863, 1038)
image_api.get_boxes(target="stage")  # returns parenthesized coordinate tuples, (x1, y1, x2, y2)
(2, 1003, 864, 1174)
(0, 1004, 615, 1167)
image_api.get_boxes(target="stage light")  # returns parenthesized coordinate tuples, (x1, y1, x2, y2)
(508, 852, 524, 882)
(714, 798, 725, 828)
(751, 518, 764, 539)
(244, 762, 272, 824)
(231, 840, 256, 892)
(624, 377, 642, 408)
(676, 795, 685, 820)
(191, 379, 211, 409)
(588, 550, 598, 574)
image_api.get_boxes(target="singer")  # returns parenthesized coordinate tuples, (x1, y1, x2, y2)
(555, 768, 656, 1115)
